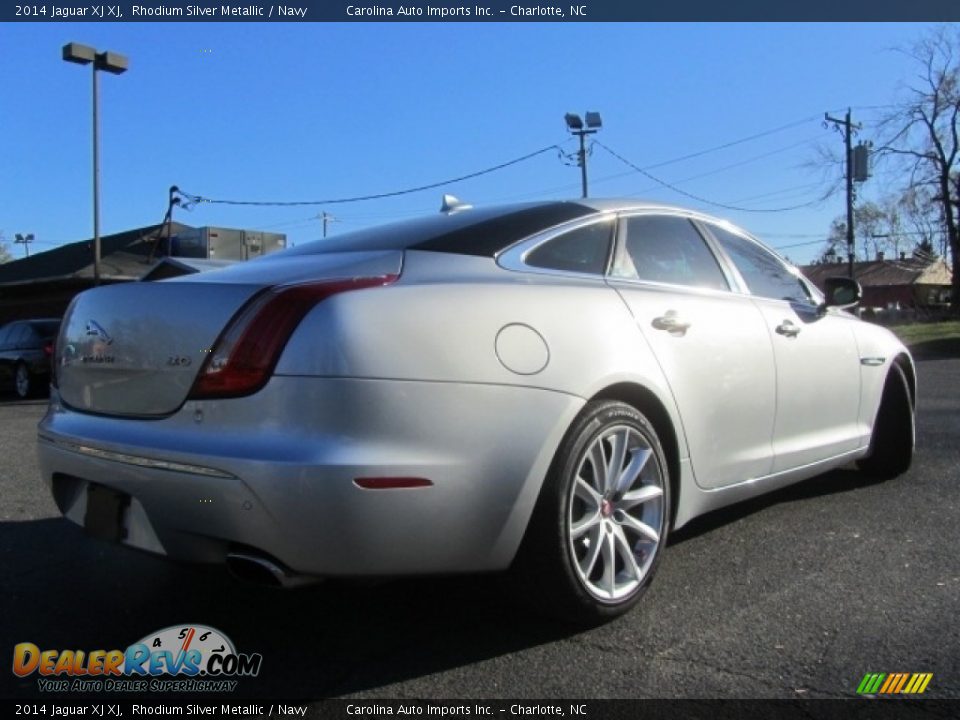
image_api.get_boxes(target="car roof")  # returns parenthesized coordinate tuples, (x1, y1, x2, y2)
(265, 198, 760, 262)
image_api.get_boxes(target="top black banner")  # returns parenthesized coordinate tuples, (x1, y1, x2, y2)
(5, 0, 960, 22)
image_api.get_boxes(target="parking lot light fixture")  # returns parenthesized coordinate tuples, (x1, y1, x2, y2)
(62, 42, 129, 286)
(564, 111, 602, 198)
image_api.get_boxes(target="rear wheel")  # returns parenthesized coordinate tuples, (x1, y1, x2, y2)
(516, 400, 670, 624)
(857, 363, 914, 480)
(14, 363, 32, 400)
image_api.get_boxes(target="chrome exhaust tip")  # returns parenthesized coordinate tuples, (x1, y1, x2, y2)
(226, 551, 320, 589)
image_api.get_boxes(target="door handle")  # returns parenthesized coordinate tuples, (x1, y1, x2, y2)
(652, 311, 691, 335)
(776, 320, 801, 338)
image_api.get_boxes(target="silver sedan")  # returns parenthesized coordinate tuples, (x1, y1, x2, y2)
(38, 199, 915, 623)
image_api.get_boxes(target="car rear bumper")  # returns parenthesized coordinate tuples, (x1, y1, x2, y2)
(37, 376, 583, 577)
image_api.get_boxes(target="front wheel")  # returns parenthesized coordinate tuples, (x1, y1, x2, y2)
(516, 400, 670, 624)
(857, 362, 914, 480)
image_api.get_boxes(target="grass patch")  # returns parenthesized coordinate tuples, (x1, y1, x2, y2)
(890, 320, 960, 359)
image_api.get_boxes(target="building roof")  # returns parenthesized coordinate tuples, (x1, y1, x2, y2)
(140, 257, 237, 282)
(801, 256, 952, 288)
(0, 222, 194, 286)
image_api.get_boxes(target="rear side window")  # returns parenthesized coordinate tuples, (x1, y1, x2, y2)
(613, 215, 728, 291)
(525, 221, 613, 275)
(709, 225, 812, 304)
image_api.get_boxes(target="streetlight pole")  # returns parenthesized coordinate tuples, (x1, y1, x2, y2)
(564, 112, 602, 199)
(63, 42, 128, 286)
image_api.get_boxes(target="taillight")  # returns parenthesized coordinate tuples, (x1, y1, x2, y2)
(43, 341, 54, 357)
(188, 275, 397, 400)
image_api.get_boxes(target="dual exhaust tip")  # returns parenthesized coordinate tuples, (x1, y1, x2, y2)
(225, 551, 319, 589)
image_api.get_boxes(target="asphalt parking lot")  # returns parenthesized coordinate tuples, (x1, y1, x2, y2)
(1, 358, 958, 700)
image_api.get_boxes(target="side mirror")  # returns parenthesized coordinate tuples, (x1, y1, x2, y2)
(822, 276, 862, 311)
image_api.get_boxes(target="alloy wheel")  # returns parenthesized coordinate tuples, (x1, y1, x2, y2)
(567, 424, 665, 602)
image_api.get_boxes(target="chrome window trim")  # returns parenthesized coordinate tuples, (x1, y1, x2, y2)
(608, 209, 743, 296)
(496, 213, 618, 280)
(697, 220, 821, 309)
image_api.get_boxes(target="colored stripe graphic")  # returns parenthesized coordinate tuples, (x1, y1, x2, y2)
(857, 672, 932, 694)
(879, 674, 898, 693)
(857, 673, 886, 694)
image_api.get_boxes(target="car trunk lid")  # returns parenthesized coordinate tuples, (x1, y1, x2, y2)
(56, 251, 403, 417)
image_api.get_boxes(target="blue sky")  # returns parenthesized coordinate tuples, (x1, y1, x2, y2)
(0, 22, 943, 265)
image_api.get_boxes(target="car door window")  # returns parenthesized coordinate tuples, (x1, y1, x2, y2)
(0, 325, 11, 350)
(525, 221, 613, 275)
(710, 225, 813, 304)
(613, 215, 729, 291)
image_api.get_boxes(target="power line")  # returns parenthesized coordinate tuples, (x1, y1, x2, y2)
(770, 238, 829, 250)
(178, 145, 560, 208)
(595, 141, 834, 213)
(479, 123, 828, 206)
(640, 114, 823, 171)
(196, 116, 837, 228)
(623, 135, 824, 199)
(728, 181, 825, 205)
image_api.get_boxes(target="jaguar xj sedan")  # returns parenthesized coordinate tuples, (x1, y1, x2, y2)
(38, 199, 915, 622)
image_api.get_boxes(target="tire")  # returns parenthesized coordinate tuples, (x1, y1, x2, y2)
(857, 362, 914, 480)
(14, 363, 32, 400)
(515, 400, 670, 624)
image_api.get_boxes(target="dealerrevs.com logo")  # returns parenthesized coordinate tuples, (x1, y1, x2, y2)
(12, 625, 262, 693)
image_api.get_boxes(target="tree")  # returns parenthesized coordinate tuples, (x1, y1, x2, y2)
(898, 185, 943, 255)
(0, 232, 12, 264)
(821, 200, 904, 262)
(877, 25, 960, 313)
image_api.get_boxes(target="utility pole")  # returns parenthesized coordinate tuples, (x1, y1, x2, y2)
(320, 211, 338, 238)
(824, 109, 862, 279)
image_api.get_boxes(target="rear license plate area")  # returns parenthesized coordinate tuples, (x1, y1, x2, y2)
(84, 484, 130, 542)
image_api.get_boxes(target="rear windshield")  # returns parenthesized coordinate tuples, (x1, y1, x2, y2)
(29, 320, 60, 338)
(268, 202, 594, 259)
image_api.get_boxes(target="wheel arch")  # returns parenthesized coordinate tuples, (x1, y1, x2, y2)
(892, 352, 916, 409)
(590, 382, 682, 529)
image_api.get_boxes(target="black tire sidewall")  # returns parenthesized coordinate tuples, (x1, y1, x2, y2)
(524, 399, 671, 622)
(859, 363, 914, 479)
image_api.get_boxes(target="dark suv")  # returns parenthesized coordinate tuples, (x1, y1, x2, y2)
(0, 319, 61, 399)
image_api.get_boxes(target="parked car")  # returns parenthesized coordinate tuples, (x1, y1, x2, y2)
(37, 200, 915, 623)
(0, 318, 60, 399)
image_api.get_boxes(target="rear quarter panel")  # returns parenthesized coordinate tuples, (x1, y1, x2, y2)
(276, 252, 680, 409)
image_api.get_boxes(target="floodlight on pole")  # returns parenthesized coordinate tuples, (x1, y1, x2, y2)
(14, 233, 34, 258)
(564, 113, 584, 131)
(564, 111, 602, 198)
(62, 42, 129, 286)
